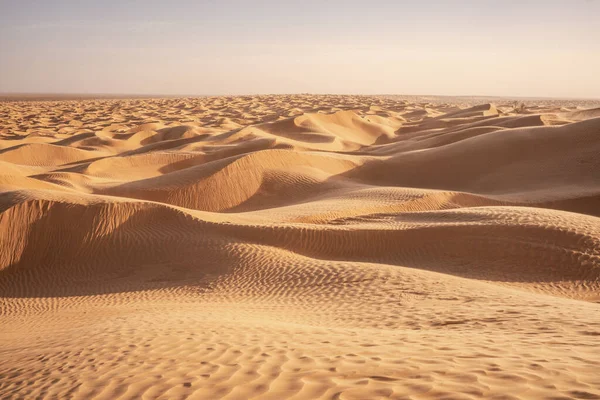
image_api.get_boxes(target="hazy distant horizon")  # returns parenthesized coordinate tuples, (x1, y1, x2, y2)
(2, 92, 599, 102)
(2, 0, 599, 98)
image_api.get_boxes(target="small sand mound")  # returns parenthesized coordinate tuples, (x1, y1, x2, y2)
(0, 143, 105, 166)
(257, 110, 396, 149)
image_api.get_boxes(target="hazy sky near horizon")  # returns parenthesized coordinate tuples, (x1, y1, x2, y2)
(1, 0, 599, 98)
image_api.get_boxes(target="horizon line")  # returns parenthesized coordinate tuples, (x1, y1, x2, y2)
(1, 92, 600, 102)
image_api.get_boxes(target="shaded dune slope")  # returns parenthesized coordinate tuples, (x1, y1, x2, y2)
(1, 191, 599, 298)
(355, 117, 600, 215)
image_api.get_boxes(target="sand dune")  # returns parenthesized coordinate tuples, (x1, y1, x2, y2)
(1, 95, 600, 399)
(357, 117, 600, 211)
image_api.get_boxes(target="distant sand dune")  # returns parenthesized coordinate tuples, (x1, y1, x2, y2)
(1, 95, 599, 399)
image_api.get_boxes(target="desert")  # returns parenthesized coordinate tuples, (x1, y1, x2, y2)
(1, 94, 599, 399)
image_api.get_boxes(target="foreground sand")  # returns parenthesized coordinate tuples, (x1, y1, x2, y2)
(1, 94, 599, 399)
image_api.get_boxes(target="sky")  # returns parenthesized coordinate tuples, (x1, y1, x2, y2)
(0, 0, 599, 98)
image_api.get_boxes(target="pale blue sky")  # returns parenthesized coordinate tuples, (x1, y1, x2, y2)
(1, 0, 599, 97)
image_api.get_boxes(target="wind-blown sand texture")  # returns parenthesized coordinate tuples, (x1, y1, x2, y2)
(1, 94, 600, 399)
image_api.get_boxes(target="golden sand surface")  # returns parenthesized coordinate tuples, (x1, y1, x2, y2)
(1, 94, 600, 399)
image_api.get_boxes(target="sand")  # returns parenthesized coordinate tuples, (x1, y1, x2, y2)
(1, 94, 600, 399)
